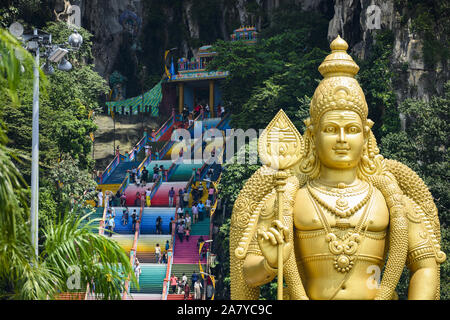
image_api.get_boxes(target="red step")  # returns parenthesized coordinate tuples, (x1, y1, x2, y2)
(167, 294, 193, 300)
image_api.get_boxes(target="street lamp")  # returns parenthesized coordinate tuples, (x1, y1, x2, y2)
(9, 22, 83, 257)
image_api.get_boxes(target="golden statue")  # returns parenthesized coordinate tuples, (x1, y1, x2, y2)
(230, 36, 446, 300)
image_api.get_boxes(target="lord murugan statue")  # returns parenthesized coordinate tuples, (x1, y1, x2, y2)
(230, 36, 446, 300)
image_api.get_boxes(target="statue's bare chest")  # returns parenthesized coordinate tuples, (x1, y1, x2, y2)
(293, 183, 389, 232)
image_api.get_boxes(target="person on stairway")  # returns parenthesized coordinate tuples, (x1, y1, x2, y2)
(156, 216, 163, 234)
(122, 207, 129, 225)
(146, 188, 151, 207)
(155, 243, 161, 263)
(168, 187, 175, 207)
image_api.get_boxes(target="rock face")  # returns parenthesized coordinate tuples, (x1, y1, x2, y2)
(76, 0, 447, 102)
(80, 0, 143, 77)
(327, 0, 448, 102)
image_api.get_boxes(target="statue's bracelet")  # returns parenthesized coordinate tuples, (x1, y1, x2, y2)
(263, 259, 278, 275)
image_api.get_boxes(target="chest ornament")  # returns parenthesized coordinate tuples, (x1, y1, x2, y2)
(307, 181, 374, 273)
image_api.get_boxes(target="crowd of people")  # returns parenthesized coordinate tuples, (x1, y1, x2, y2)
(181, 102, 226, 126)
(169, 268, 213, 300)
(95, 116, 221, 300)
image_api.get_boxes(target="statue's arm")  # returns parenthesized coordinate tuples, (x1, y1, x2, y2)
(242, 192, 278, 288)
(405, 197, 439, 299)
(243, 254, 276, 287)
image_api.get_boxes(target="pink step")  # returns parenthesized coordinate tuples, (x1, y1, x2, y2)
(173, 235, 209, 264)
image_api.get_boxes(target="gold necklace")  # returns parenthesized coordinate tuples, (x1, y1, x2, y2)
(310, 179, 369, 197)
(307, 181, 373, 218)
(306, 188, 374, 273)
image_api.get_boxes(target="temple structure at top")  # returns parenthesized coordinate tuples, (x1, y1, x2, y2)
(165, 26, 258, 116)
(230, 26, 258, 44)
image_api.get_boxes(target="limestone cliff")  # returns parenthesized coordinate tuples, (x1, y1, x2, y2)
(74, 0, 447, 104)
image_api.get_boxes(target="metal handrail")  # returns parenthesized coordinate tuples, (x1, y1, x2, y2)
(99, 154, 121, 184)
(122, 194, 145, 300)
(151, 115, 174, 142)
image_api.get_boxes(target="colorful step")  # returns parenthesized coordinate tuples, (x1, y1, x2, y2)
(151, 182, 187, 207)
(126, 294, 162, 300)
(170, 264, 207, 286)
(110, 234, 134, 254)
(130, 263, 166, 294)
(190, 217, 210, 236)
(173, 235, 209, 264)
(169, 162, 204, 181)
(167, 294, 192, 300)
(103, 162, 137, 184)
(136, 234, 171, 263)
(140, 207, 176, 234)
(123, 183, 154, 206)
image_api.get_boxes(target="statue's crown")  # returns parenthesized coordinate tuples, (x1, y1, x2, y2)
(310, 36, 368, 125)
(318, 35, 360, 78)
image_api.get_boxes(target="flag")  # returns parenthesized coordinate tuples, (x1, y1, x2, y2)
(164, 50, 171, 79)
(170, 57, 175, 78)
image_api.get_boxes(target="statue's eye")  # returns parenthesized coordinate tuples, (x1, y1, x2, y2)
(324, 126, 336, 133)
(347, 126, 360, 134)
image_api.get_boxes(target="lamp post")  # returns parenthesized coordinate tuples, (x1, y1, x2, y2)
(10, 22, 83, 257)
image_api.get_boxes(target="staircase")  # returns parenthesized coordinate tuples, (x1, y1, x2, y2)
(173, 235, 209, 264)
(140, 208, 175, 234)
(126, 294, 162, 300)
(103, 162, 136, 184)
(190, 217, 210, 236)
(136, 234, 171, 263)
(170, 264, 207, 284)
(130, 264, 166, 294)
(167, 294, 192, 300)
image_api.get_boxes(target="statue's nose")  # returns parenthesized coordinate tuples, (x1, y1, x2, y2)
(337, 127, 346, 143)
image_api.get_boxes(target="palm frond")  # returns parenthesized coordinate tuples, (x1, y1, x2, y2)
(42, 212, 136, 299)
(0, 28, 36, 105)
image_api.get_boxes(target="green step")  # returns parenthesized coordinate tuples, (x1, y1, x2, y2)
(190, 218, 210, 236)
(170, 264, 207, 282)
(130, 264, 166, 294)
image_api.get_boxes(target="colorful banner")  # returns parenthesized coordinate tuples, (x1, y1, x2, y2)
(106, 80, 163, 116)
(199, 242, 205, 280)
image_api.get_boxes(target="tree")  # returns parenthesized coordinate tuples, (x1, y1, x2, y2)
(208, 7, 328, 131)
(0, 27, 134, 299)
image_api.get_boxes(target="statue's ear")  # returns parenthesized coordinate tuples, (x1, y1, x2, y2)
(363, 119, 374, 141)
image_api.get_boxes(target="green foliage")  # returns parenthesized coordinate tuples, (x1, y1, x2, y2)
(380, 81, 450, 299)
(0, 22, 108, 179)
(380, 81, 450, 220)
(208, 7, 329, 131)
(44, 22, 95, 64)
(356, 29, 400, 139)
(218, 145, 260, 205)
(210, 218, 231, 299)
(49, 155, 97, 214)
(1, 208, 135, 300)
(0, 1, 53, 29)
(0, 28, 38, 105)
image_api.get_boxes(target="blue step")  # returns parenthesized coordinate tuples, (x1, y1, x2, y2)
(140, 207, 176, 234)
(103, 162, 137, 184)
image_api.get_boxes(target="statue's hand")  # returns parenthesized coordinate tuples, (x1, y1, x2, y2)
(257, 220, 292, 268)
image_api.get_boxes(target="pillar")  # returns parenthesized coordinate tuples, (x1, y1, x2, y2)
(209, 80, 215, 117)
(178, 82, 184, 114)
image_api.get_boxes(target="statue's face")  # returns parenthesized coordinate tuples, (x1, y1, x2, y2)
(315, 110, 365, 170)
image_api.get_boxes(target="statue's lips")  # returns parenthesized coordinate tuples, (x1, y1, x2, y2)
(333, 148, 350, 154)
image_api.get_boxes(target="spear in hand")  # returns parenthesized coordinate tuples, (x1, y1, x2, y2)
(258, 109, 304, 300)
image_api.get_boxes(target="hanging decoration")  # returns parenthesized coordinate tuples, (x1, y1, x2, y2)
(106, 80, 162, 116)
